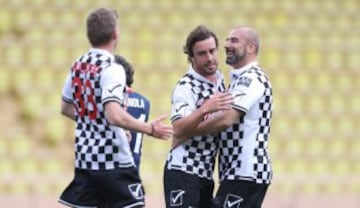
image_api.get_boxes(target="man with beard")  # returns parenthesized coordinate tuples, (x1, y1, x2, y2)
(185, 26, 273, 208)
(163, 25, 233, 208)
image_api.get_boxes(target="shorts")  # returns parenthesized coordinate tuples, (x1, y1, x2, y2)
(163, 168, 214, 208)
(59, 167, 145, 208)
(212, 180, 269, 208)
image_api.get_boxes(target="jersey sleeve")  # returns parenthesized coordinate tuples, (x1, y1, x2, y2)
(170, 84, 196, 122)
(61, 72, 73, 103)
(101, 64, 126, 106)
(231, 73, 265, 113)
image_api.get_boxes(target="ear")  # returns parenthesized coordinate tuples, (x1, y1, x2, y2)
(112, 27, 120, 40)
(189, 56, 195, 64)
(247, 42, 256, 54)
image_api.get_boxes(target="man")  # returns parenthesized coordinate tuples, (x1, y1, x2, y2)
(163, 25, 233, 208)
(58, 8, 172, 208)
(214, 26, 273, 208)
(189, 26, 273, 208)
(114, 54, 151, 172)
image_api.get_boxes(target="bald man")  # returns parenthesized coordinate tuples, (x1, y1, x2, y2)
(185, 26, 273, 207)
(214, 26, 273, 208)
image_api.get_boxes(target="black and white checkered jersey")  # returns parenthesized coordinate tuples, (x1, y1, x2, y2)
(166, 67, 226, 180)
(62, 48, 134, 170)
(219, 61, 273, 184)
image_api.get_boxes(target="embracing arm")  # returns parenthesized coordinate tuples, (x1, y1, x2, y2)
(172, 103, 210, 139)
(172, 108, 244, 148)
(195, 108, 244, 135)
(173, 92, 233, 139)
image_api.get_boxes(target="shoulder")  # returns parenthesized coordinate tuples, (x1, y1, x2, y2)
(103, 62, 124, 74)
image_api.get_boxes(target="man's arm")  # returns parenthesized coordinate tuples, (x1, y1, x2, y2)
(61, 100, 76, 121)
(172, 92, 233, 139)
(105, 101, 173, 140)
(172, 108, 244, 147)
(195, 108, 244, 135)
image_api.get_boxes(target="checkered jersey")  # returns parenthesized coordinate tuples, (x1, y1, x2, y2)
(219, 63, 273, 184)
(62, 48, 134, 170)
(166, 68, 226, 180)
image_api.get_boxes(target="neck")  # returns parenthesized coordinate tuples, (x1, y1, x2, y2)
(203, 74, 217, 84)
(94, 41, 116, 54)
(232, 56, 257, 69)
(194, 69, 217, 84)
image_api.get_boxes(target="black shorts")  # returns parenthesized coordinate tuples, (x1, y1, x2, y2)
(163, 168, 214, 208)
(59, 167, 145, 208)
(212, 180, 269, 208)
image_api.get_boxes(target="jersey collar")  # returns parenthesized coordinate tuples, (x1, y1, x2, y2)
(229, 61, 258, 81)
(188, 65, 224, 85)
(88, 48, 115, 61)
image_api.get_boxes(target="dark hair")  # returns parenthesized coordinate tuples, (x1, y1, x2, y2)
(114, 55, 134, 87)
(183, 25, 218, 62)
(86, 8, 118, 47)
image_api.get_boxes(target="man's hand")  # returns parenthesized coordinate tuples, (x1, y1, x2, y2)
(150, 114, 173, 140)
(200, 92, 233, 115)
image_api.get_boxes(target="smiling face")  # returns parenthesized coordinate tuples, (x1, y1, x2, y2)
(224, 27, 258, 68)
(190, 36, 219, 78)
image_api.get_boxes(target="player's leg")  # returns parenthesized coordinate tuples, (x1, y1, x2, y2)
(198, 177, 215, 208)
(163, 168, 205, 208)
(58, 168, 99, 208)
(212, 180, 269, 208)
(89, 167, 145, 208)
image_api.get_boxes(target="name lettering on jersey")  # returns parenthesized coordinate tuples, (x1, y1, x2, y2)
(224, 194, 243, 208)
(128, 183, 144, 200)
(127, 97, 145, 108)
(72, 62, 99, 75)
(236, 76, 252, 87)
(170, 189, 185, 206)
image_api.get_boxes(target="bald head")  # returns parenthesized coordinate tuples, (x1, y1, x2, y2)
(231, 26, 260, 54)
(224, 26, 260, 68)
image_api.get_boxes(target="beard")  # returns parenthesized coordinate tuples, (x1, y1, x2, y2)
(226, 53, 244, 65)
(203, 63, 218, 75)
(225, 49, 245, 66)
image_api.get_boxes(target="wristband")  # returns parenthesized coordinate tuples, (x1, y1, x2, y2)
(149, 122, 155, 136)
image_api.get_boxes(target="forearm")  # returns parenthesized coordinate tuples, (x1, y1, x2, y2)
(189, 108, 242, 137)
(173, 107, 208, 138)
(61, 101, 76, 121)
(105, 102, 153, 135)
(193, 112, 228, 135)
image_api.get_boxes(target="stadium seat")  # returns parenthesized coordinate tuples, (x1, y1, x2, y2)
(349, 95, 360, 118)
(16, 157, 39, 178)
(0, 7, 12, 33)
(292, 72, 313, 96)
(11, 69, 33, 98)
(43, 117, 67, 147)
(19, 91, 45, 123)
(305, 137, 326, 158)
(0, 70, 10, 97)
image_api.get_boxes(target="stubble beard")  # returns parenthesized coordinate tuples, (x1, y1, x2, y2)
(226, 53, 242, 66)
